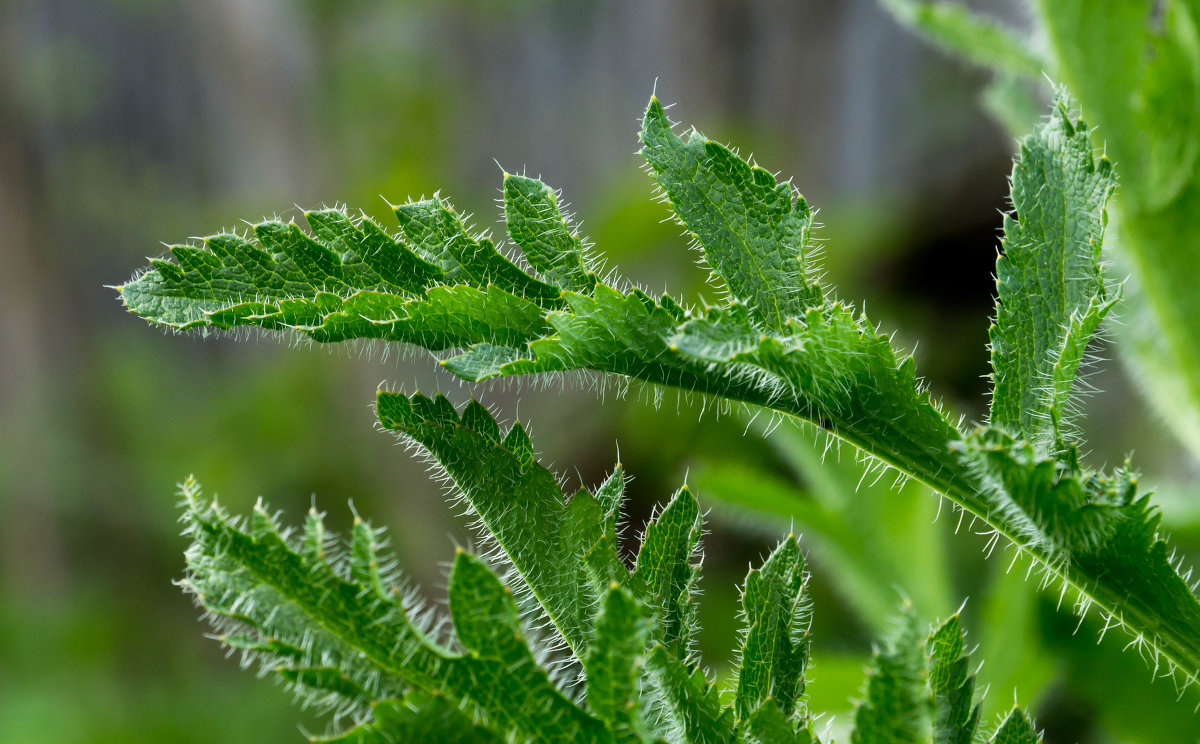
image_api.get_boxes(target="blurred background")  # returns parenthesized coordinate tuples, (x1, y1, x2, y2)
(2, 0, 1198, 742)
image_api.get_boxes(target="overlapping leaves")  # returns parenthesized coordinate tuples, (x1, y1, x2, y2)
(182, 393, 1040, 742)
(120, 95, 1200, 684)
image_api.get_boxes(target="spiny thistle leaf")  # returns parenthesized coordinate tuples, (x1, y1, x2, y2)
(585, 583, 655, 744)
(851, 608, 930, 744)
(644, 645, 736, 744)
(178, 480, 606, 743)
(989, 93, 1118, 448)
(442, 550, 606, 740)
(639, 97, 822, 328)
(734, 535, 810, 723)
(988, 708, 1042, 744)
(375, 392, 621, 659)
(119, 94, 1200, 686)
(174, 394, 1040, 742)
(632, 486, 704, 660)
(927, 616, 980, 744)
(503, 172, 597, 293)
(315, 693, 500, 744)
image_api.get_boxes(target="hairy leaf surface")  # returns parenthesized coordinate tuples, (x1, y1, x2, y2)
(121, 96, 1200, 685)
(989, 97, 1117, 447)
(175, 393, 1038, 742)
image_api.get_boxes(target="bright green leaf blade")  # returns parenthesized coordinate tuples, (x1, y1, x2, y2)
(987, 708, 1042, 744)
(735, 535, 810, 722)
(503, 172, 596, 292)
(850, 608, 930, 744)
(744, 703, 815, 744)
(585, 583, 654, 743)
(444, 550, 607, 742)
(316, 694, 501, 744)
(376, 392, 624, 660)
(644, 645, 735, 744)
(989, 95, 1116, 446)
(639, 96, 821, 329)
(927, 616, 980, 744)
(632, 486, 704, 659)
(880, 0, 1048, 79)
(177, 480, 613, 742)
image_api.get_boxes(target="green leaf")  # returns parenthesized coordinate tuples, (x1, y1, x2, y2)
(585, 583, 655, 744)
(376, 392, 622, 660)
(640, 96, 822, 329)
(989, 94, 1117, 448)
(987, 708, 1042, 744)
(1030, 0, 1200, 460)
(443, 550, 607, 741)
(632, 486, 704, 659)
(503, 172, 596, 292)
(927, 616, 980, 744)
(315, 694, 501, 744)
(892, 0, 1200, 466)
(644, 645, 735, 744)
(734, 535, 810, 723)
(879, 0, 1048, 79)
(176, 477, 608, 743)
(850, 608, 930, 744)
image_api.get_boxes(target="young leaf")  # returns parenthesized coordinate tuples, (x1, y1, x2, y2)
(640, 97, 822, 328)
(902, 0, 1200, 462)
(632, 486, 704, 659)
(375, 392, 623, 659)
(585, 583, 655, 744)
(443, 550, 607, 742)
(734, 535, 810, 723)
(850, 608, 930, 744)
(503, 172, 596, 293)
(644, 645, 736, 744)
(989, 94, 1117, 448)
(927, 616, 980, 744)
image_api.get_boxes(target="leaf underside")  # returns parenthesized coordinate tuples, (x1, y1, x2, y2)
(120, 94, 1200, 689)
